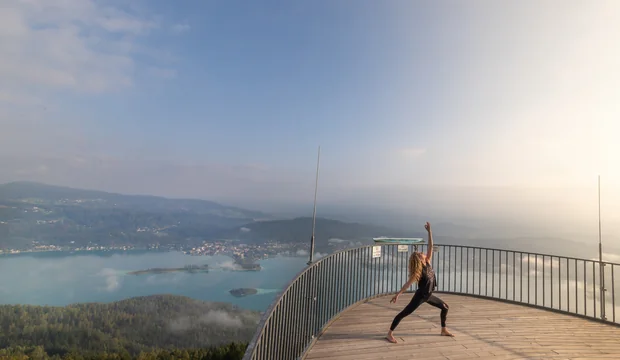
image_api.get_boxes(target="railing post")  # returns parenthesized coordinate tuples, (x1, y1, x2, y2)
(601, 260, 606, 320)
(612, 264, 616, 323)
(598, 175, 606, 321)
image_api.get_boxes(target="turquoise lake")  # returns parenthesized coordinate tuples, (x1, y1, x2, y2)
(0, 251, 309, 311)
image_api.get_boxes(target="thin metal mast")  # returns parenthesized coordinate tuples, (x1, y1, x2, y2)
(308, 146, 321, 265)
(598, 175, 606, 320)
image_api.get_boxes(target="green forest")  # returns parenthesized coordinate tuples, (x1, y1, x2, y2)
(0, 343, 247, 360)
(0, 295, 259, 360)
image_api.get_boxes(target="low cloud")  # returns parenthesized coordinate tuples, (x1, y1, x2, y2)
(328, 238, 364, 248)
(277, 249, 327, 259)
(97, 268, 121, 292)
(216, 260, 242, 271)
(168, 317, 191, 332)
(602, 252, 620, 263)
(199, 310, 243, 327)
(240, 227, 251, 233)
(169, 310, 243, 331)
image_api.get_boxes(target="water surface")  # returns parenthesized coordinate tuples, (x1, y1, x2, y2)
(0, 251, 308, 311)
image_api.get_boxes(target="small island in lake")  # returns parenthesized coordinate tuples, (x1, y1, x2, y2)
(229, 288, 258, 297)
(128, 264, 209, 275)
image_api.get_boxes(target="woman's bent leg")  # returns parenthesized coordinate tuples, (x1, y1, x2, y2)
(426, 294, 454, 336)
(390, 291, 427, 331)
(425, 294, 448, 327)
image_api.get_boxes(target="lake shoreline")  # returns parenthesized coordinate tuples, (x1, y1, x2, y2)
(0, 251, 308, 311)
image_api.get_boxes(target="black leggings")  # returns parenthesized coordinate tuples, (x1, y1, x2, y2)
(390, 291, 449, 331)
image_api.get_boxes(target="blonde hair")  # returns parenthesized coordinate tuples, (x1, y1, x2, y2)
(408, 252, 424, 283)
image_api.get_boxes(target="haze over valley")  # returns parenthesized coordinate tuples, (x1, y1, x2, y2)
(1, 0, 619, 358)
(2, 181, 617, 262)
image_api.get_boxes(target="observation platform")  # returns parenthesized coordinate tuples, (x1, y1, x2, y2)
(303, 293, 620, 360)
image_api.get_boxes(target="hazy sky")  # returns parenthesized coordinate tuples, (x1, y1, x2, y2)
(1, 1, 619, 223)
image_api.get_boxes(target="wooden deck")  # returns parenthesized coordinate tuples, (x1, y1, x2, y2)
(303, 293, 620, 360)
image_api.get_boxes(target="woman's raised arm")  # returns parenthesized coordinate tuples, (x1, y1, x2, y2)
(424, 222, 433, 264)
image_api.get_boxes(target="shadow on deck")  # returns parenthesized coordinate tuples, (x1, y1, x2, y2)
(303, 293, 620, 360)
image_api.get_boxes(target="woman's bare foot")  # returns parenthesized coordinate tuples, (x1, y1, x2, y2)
(386, 333, 398, 343)
(441, 328, 454, 337)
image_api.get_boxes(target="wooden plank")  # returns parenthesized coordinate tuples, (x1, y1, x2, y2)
(303, 293, 620, 360)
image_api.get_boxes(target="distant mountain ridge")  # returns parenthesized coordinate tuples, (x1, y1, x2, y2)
(219, 216, 412, 251)
(0, 182, 274, 249)
(0, 181, 268, 219)
(0, 182, 408, 252)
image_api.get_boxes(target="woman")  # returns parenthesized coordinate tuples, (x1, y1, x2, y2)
(386, 222, 454, 343)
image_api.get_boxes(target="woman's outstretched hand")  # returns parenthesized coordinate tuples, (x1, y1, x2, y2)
(424, 222, 432, 233)
(390, 294, 399, 303)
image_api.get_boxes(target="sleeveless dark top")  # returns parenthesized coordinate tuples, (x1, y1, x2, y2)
(417, 261, 437, 295)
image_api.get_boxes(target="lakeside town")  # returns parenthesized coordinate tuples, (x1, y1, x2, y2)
(0, 243, 140, 255)
(186, 240, 312, 261)
(0, 239, 314, 261)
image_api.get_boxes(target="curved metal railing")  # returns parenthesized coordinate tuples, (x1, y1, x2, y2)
(242, 244, 619, 360)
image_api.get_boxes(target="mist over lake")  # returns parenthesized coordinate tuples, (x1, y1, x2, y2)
(0, 251, 308, 311)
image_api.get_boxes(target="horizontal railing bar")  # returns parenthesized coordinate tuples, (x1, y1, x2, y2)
(433, 244, 620, 267)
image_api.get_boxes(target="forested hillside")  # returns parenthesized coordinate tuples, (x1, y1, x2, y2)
(0, 295, 259, 358)
(0, 343, 247, 360)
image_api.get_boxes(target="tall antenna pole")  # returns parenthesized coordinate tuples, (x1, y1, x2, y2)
(308, 146, 321, 265)
(598, 175, 606, 320)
